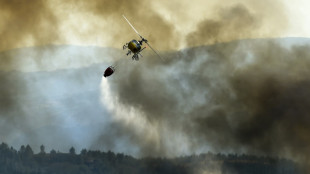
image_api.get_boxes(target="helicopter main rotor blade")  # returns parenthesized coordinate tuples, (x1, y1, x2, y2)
(145, 42, 165, 61)
(122, 15, 144, 40)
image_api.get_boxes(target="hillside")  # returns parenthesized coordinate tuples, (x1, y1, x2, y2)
(0, 143, 302, 174)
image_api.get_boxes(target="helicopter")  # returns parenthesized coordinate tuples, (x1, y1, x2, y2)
(103, 15, 164, 78)
(122, 15, 164, 61)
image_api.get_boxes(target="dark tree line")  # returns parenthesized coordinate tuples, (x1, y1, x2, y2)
(0, 142, 303, 174)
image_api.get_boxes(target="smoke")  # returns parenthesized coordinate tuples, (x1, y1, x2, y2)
(186, 4, 260, 47)
(99, 38, 310, 172)
(0, 0, 289, 52)
(0, 0, 179, 154)
(0, 72, 27, 119)
(98, 1, 291, 157)
(2, 0, 309, 171)
(0, 45, 121, 153)
(64, 0, 180, 50)
(186, 2, 287, 47)
(0, 0, 59, 51)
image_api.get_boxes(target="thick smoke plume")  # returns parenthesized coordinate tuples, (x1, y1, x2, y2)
(186, 2, 287, 47)
(65, 0, 180, 50)
(99, 1, 295, 158)
(0, 0, 59, 51)
(101, 38, 310, 171)
(186, 4, 260, 47)
(0, 0, 57, 133)
(2, 0, 309, 172)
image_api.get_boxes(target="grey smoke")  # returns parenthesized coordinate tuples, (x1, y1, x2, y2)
(100, 38, 310, 169)
(0, 39, 309, 171)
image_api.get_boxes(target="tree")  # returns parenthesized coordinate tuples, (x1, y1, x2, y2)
(80, 149, 87, 156)
(69, 147, 76, 155)
(50, 149, 56, 154)
(0, 142, 9, 150)
(19, 145, 33, 160)
(19, 145, 26, 154)
(25, 145, 34, 157)
(40, 145, 46, 154)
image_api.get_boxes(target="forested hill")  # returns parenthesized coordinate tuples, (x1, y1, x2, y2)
(0, 143, 302, 174)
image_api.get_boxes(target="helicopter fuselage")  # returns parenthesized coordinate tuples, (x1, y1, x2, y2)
(128, 40, 141, 53)
(122, 15, 163, 61)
